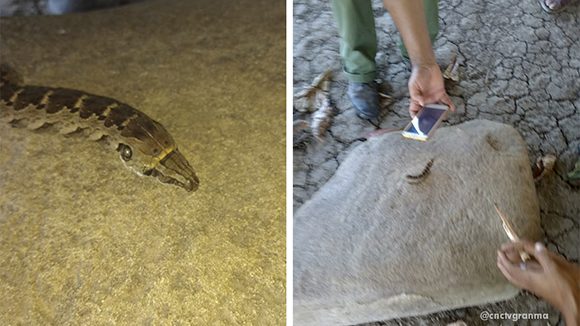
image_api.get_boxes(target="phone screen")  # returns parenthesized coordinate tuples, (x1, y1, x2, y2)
(405, 106, 447, 137)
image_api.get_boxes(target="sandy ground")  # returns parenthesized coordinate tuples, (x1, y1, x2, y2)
(0, 0, 285, 324)
(294, 0, 579, 325)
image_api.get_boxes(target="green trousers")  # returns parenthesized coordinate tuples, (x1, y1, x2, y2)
(331, 0, 439, 83)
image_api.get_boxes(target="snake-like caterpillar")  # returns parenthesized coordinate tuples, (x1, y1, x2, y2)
(406, 158, 434, 184)
(0, 64, 199, 192)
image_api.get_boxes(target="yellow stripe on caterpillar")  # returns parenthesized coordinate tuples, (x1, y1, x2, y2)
(147, 144, 177, 169)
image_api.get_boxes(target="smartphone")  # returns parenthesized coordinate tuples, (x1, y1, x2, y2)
(401, 104, 448, 141)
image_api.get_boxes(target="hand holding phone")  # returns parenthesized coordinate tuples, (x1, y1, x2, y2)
(408, 64, 455, 118)
(402, 104, 448, 141)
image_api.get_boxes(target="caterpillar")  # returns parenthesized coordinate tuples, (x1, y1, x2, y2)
(0, 64, 199, 192)
(406, 158, 434, 184)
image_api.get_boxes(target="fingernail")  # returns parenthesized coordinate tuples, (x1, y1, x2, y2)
(535, 242, 545, 252)
(520, 262, 527, 270)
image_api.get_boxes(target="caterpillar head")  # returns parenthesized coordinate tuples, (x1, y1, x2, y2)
(116, 114, 199, 192)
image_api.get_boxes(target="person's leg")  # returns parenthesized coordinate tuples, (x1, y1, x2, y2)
(331, 0, 377, 83)
(331, 0, 381, 121)
(399, 0, 439, 58)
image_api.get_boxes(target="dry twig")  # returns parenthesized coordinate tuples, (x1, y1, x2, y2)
(443, 53, 460, 82)
(294, 70, 332, 113)
(311, 97, 334, 142)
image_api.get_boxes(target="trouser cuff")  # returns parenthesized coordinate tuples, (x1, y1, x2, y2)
(343, 69, 376, 83)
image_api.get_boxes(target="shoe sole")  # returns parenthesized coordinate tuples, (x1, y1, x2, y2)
(355, 112, 380, 128)
(538, 0, 566, 13)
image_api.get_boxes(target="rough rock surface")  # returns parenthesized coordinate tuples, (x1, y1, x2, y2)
(294, 0, 579, 324)
(294, 120, 542, 325)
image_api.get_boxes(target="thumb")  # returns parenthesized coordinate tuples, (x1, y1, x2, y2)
(409, 101, 422, 118)
(532, 242, 555, 271)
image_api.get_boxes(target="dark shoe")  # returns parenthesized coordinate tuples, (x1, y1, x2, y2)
(539, 0, 571, 13)
(347, 81, 380, 121)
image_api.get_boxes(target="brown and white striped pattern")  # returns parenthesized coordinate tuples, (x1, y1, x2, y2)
(0, 65, 199, 192)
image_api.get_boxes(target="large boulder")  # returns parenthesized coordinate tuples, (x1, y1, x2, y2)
(294, 120, 542, 325)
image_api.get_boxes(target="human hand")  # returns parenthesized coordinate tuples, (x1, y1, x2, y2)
(408, 64, 455, 118)
(497, 240, 580, 325)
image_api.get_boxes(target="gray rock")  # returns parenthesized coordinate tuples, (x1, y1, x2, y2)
(294, 120, 542, 325)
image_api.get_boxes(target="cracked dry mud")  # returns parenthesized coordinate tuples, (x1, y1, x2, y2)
(293, 0, 579, 325)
